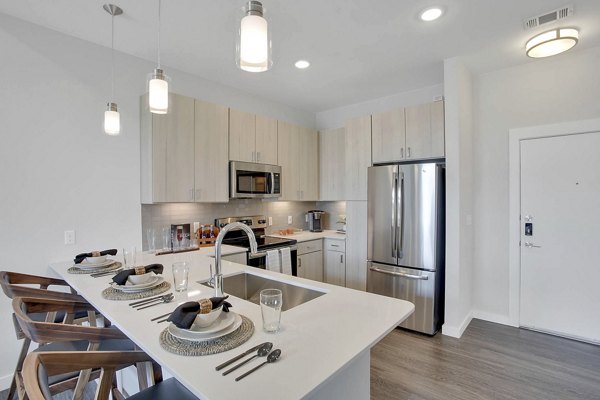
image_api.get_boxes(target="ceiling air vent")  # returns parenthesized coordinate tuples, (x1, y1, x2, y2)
(523, 4, 573, 30)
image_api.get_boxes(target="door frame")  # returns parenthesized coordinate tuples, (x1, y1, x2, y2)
(508, 117, 600, 327)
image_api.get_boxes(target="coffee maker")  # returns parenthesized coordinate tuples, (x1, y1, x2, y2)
(306, 210, 325, 232)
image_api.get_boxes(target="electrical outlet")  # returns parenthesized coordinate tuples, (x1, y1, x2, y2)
(64, 230, 76, 245)
(287, 216, 293, 225)
(268, 217, 273, 226)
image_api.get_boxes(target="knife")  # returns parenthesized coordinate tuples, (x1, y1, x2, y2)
(215, 342, 272, 371)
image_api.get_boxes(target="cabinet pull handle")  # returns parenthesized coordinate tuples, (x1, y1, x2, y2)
(400, 148, 404, 159)
(298, 258, 302, 267)
(340, 254, 343, 263)
(407, 147, 411, 158)
(195, 189, 202, 201)
(257, 151, 261, 162)
(189, 188, 194, 201)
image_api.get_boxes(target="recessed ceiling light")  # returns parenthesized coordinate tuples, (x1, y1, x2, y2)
(525, 28, 579, 58)
(420, 7, 444, 22)
(295, 60, 310, 69)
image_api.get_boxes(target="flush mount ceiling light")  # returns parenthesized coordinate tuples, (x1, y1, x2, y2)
(236, 1, 272, 72)
(103, 4, 122, 136)
(294, 60, 310, 69)
(148, 0, 169, 114)
(526, 28, 579, 58)
(420, 7, 444, 22)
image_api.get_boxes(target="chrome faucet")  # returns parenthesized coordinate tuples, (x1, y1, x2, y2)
(213, 222, 262, 297)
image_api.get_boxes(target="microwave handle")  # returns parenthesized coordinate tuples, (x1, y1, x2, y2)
(267, 172, 273, 194)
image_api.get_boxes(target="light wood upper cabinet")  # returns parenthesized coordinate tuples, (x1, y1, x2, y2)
(141, 93, 195, 204)
(229, 109, 278, 165)
(277, 121, 319, 201)
(319, 127, 346, 201)
(194, 100, 229, 203)
(405, 100, 445, 160)
(255, 115, 278, 165)
(372, 108, 406, 163)
(345, 115, 372, 201)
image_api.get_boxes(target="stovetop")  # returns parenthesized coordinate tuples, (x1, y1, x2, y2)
(222, 235, 297, 250)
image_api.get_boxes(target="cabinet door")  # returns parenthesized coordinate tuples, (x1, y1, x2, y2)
(277, 120, 301, 201)
(255, 115, 278, 165)
(297, 251, 323, 282)
(300, 126, 319, 201)
(345, 201, 367, 290)
(405, 103, 430, 160)
(229, 108, 256, 162)
(430, 100, 445, 158)
(372, 108, 406, 163)
(345, 115, 372, 201)
(163, 93, 195, 202)
(319, 127, 346, 201)
(325, 250, 346, 286)
(221, 252, 247, 265)
(194, 100, 229, 202)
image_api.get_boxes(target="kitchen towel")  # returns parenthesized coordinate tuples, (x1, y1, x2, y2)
(112, 264, 164, 286)
(280, 247, 292, 275)
(266, 250, 281, 272)
(167, 296, 232, 329)
(74, 249, 118, 264)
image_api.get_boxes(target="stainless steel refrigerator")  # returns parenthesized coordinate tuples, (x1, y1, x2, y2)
(367, 162, 445, 335)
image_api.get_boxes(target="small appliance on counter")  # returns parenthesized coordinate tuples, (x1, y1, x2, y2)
(306, 210, 325, 232)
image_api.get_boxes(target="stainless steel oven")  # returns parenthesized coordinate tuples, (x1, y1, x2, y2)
(230, 161, 281, 199)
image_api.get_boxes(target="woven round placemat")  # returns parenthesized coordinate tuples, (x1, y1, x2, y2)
(68, 261, 122, 275)
(101, 281, 171, 301)
(159, 314, 254, 356)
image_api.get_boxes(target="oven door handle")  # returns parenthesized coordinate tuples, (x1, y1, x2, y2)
(247, 245, 297, 259)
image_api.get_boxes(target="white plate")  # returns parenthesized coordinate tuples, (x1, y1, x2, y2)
(76, 259, 115, 269)
(111, 277, 164, 292)
(168, 312, 241, 342)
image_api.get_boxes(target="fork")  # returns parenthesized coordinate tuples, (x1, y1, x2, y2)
(135, 294, 174, 310)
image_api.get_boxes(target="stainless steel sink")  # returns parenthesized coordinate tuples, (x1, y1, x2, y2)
(200, 272, 325, 311)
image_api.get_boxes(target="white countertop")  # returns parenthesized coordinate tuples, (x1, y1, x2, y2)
(50, 249, 412, 400)
(268, 229, 346, 243)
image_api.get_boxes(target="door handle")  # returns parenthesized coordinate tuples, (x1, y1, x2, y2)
(397, 172, 405, 259)
(340, 254, 343, 263)
(524, 242, 542, 248)
(369, 266, 429, 280)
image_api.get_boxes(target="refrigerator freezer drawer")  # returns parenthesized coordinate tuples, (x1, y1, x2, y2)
(367, 262, 442, 335)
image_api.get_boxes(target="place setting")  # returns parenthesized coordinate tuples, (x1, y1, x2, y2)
(68, 249, 122, 275)
(101, 263, 171, 300)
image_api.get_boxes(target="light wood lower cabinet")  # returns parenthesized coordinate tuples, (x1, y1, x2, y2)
(221, 252, 247, 265)
(297, 239, 323, 282)
(324, 239, 346, 287)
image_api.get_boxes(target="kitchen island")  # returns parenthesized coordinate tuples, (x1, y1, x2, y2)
(50, 248, 413, 400)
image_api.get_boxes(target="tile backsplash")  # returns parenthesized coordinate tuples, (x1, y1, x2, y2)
(141, 200, 334, 250)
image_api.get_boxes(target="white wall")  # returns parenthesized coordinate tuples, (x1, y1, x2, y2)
(0, 13, 313, 389)
(315, 83, 443, 130)
(441, 57, 474, 337)
(472, 46, 600, 323)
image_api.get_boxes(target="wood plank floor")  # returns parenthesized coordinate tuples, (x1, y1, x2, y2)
(370, 319, 600, 400)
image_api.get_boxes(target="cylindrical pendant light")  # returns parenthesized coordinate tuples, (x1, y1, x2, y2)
(236, 1, 272, 72)
(103, 4, 122, 135)
(148, 0, 169, 114)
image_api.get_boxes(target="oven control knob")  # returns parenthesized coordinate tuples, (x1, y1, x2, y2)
(258, 219, 266, 224)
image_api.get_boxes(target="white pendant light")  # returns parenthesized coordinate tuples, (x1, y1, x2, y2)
(526, 28, 579, 58)
(148, 0, 169, 114)
(103, 4, 122, 136)
(236, 1, 272, 72)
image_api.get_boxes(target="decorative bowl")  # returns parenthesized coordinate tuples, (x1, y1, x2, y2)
(127, 272, 155, 285)
(193, 306, 223, 328)
(84, 255, 107, 264)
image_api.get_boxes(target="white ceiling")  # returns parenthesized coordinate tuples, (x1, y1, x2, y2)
(2, 0, 600, 112)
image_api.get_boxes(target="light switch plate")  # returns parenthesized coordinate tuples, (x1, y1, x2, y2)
(64, 230, 75, 245)
(287, 216, 293, 225)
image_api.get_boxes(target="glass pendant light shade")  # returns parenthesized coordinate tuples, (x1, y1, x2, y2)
(236, 1, 272, 72)
(148, 68, 169, 114)
(104, 103, 120, 135)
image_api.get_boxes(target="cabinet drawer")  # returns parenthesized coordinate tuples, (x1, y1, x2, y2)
(325, 240, 345, 252)
(297, 239, 323, 255)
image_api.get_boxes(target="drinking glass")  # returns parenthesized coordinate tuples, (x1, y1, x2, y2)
(162, 227, 171, 251)
(146, 228, 156, 253)
(123, 246, 136, 269)
(260, 289, 282, 333)
(172, 262, 190, 292)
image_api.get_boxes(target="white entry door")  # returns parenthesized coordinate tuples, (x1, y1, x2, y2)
(520, 131, 600, 343)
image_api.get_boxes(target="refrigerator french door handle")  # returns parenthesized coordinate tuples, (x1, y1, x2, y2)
(391, 171, 399, 258)
(369, 266, 429, 280)
(397, 172, 405, 259)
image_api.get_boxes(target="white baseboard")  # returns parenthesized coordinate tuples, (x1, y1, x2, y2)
(0, 372, 12, 392)
(472, 310, 516, 327)
(442, 311, 473, 338)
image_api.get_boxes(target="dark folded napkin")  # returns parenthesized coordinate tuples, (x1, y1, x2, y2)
(167, 296, 232, 329)
(74, 249, 118, 264)
(111, 264, 164, 286)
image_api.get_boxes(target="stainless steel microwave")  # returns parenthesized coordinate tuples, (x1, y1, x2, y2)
(229, 161, 282, 199)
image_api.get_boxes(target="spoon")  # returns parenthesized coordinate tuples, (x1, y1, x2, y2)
(136, 294, 174, 310)
(235, 349, 281, 381)
(222, 343, 273, 376)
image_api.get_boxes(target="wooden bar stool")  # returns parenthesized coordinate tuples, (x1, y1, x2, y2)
(1, 271, 102, 400)
(23, 351, 198, 400)
(12, 296, 142, 400)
